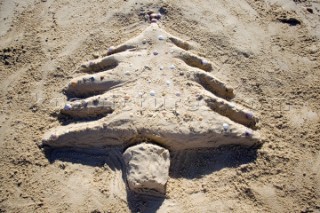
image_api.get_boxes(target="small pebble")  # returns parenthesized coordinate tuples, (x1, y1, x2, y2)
(107, 46, 115, 54)
(64, 104, 72, 111)
(158, 35, 165, 40)
(246, 112, 253, 119)
(153, 51, 159, 56)
(175, 91, 181, 97)
(159, 66, 164, 70)
(166, 80, 171, 86)
(223, 123, 229, 131)
(202, 59, 208, 65)
(142, 39, 147, 44)
(150, 90, 156, 96)
(138, 92, 143, 97)
(151, 18, 157, 23)
(125, 71, 130, 76)
(169, 65, 175, 70)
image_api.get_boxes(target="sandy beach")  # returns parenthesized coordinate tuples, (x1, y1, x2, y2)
(0, 0, 319, 212)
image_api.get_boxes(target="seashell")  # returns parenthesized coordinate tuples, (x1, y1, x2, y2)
(201, 59, 209, 65)
(107, 46, 115, 54)
(64, 104, 72, 111)
(223, 123, 229, 131)
(150, 90, 156, 96)
(158, 35, 165, 40)
(246, 112, 253, 119)
(244, 129, 253, 137)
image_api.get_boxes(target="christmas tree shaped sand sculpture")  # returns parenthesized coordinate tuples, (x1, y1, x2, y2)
(42, 19, 261, 196)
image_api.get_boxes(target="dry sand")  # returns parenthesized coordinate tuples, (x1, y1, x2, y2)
(0, 0, 319, 212)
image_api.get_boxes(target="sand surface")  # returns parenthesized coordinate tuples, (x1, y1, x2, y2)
(0, 0, 319, 212)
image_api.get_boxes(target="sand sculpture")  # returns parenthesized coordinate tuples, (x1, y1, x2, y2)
(42, 13, 261, 196)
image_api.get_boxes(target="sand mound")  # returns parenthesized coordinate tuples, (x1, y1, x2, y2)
(123, 143, 170, 196)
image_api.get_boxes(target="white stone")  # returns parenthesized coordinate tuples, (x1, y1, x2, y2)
(64, 104, 72, 111)
(150, 90, 156, 96)
(158, 35, 165, 40)
(223, 123, 229, 131)
(123, 143, 170, 196)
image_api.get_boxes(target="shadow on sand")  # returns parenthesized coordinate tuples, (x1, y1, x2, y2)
(43, 144, 260, 213)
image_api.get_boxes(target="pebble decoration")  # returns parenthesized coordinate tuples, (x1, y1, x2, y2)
(169, 65, 175, 70)
(107, 46, 115, 54)
(246, 112, 254, 119)
(150, 90, 156, 96)
(201, 59, 208, 65)
(158, 35, 165, 40)
(223, 123, 229, 131)
(64, 104, 72, 111)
